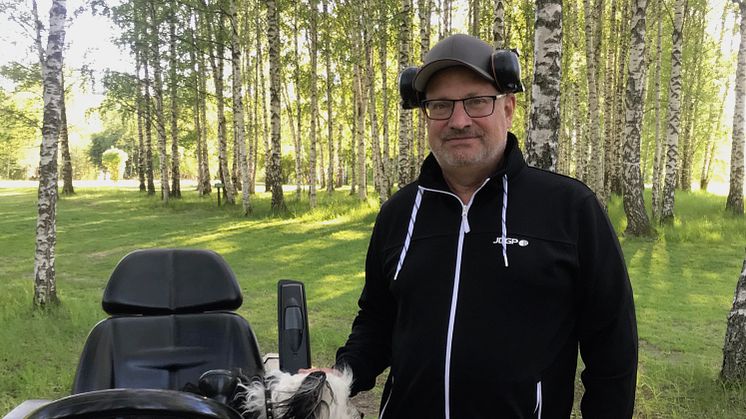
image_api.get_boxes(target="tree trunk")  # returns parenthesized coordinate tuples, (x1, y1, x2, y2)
(135, 46, 147, 193)
(353, 24, 367, 201)
(149, 2, 170, 203)
(324, 0, 335, 194)
(168, 10, 180, 198)
(721, 251, 746, 381)
(309, 0, 319, 208)
(60, 73, 74, 195)
(380, 2, 393, 195)
(416, 0, 431, 171)
(365, 7, 386, 204)
(290, 5, 302, 200)
(197, 19, 211, 195)
(398, 0, 414, 188)
(651, 0, 663, 219)
(440, 0, 453, 39)
(493, 0, 505, 48)
(583, 0, 605, 205)
(603, 0, 619, 200)
(266, 0, 287, 212)
(188, 22, 205, 196)
(143, 50, 156, 195)
(526, 0, 562, 171)
(611, 0, 631, 196)
(660, 0, 686, 224)
(621, 0, 653, 237)
(229, 0, 251, 214)
(33, 0, 66, 307)
(726, 1, 746, 215)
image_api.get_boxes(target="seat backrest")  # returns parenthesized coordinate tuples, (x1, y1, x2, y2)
(72, 249, 264, 394)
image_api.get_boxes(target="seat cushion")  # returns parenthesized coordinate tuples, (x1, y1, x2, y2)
(72, 313, 264, 394)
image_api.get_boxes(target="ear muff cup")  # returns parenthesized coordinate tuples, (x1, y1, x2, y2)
(398, 66, 420, 110)
(398, 48, 524, 109)
(491, 49, 525, 94)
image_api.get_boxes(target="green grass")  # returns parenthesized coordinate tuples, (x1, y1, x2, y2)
(1, 186, 745, 417)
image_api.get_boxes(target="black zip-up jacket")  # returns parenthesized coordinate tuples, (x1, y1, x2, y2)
(336, 134, 638, 419)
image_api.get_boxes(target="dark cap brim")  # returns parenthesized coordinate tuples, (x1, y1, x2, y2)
(413, 59, 495, 92)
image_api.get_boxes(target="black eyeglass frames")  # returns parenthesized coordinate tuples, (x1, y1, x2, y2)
(421, 94, 507, 120)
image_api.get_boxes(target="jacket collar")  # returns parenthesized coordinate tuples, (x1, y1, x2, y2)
(417, 132, 526, 192)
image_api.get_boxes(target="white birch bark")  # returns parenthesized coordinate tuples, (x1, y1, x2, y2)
(621, 0, 653, 236)
(353, 22, 367, 200)
(364, 7, 386, 203)
(583, 0, 605, 205)
(398, 0, 414, 188)
(324, 0, 335, 194)
(168, 9, 180, 198)
(721, 251, 746, 380)
(229, 0, 251, 214)
(33, 0, 66, 306)
(149, 2, 170, 203)
(492, 0, 505, 48)
(651, 0, 663, 219)
(726, 1, 746, 215)
(292, 6, 303, 200)
(526, 0, 562, 171)
(267, 0, 286, 211)
(309, 0, 319, 208)
(660, 0, 685, 223)
(136, 47, 147, 192)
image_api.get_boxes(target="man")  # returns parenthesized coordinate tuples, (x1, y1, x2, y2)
(335, 34, 638, 418)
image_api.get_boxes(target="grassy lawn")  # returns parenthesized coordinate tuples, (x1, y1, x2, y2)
(1, 185, 745, 418)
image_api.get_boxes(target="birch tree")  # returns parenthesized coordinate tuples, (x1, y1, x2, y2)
(525, 0, 562, 171)
(59, 73, 73, 194)
(622, 0, 653, 236)
(398, 0, 414, 188)
(583, 0, 605, 205)
(229, 0, 251, 214)
(135, 47, 147, 192)
(168, 6, 180, 198)
(493, 0, 505, 48)
(651, 0, 664, 219)
(33, 0, 66, 306)
(726, 0, 746, 215)
(267, 0, 286, 212)
(309, 0, 319, 208)
(324, 0, 335, 194)
(721, 251, 746, 380)
(149, 1, 170, 202)
(660, 0, 686, 224)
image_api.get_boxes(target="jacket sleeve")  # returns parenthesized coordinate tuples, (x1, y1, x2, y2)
(335, 216, 396, 396)
(576, 195, 638, 418)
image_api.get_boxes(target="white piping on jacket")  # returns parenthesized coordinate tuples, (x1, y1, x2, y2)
(535, 381, 543, 419)
(379, 376, 394, 419)
(394, 187, 423, 280)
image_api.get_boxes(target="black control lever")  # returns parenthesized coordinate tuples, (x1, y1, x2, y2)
(277, 280, 311, 373)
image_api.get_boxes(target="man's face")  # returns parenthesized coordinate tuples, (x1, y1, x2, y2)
(424, 67, 515, 174)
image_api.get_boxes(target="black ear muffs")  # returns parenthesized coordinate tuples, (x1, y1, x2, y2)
(398, 48, 524, 109)
(491, 49, 525, 94)
(398, 66, 420, 110)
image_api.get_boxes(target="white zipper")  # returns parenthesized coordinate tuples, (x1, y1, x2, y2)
(420, 178, 490, 419)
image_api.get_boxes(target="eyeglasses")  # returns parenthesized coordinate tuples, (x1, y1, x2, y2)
(421, 95, 506, 120)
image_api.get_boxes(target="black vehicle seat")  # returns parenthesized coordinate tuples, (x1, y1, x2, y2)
(71, 248, 264, 394)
